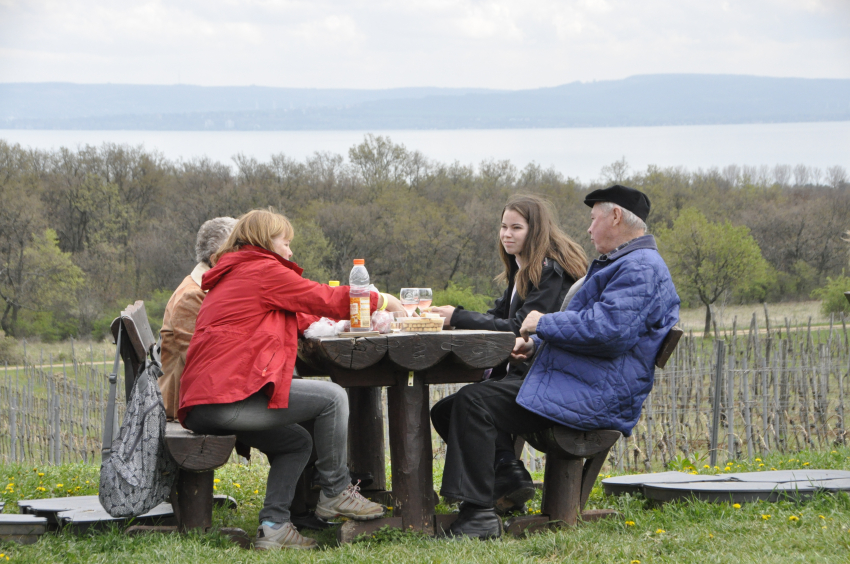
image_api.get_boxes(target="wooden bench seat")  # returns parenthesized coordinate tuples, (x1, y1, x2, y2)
(112, 301, 238, 534)
(508, 326, 683, 536)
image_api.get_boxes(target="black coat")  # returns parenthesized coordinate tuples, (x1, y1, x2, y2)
(451, 257, 577, 380)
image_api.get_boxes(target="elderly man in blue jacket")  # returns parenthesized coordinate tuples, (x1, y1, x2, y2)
(442, 185, 680, 539)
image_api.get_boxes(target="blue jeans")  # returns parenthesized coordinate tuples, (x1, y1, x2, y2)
(184, 379, 350, 524)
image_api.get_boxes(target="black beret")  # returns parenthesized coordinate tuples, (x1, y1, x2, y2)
(584, 184, 651, 222)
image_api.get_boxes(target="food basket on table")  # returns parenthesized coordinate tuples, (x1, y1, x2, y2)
(394, 316, 444, 332)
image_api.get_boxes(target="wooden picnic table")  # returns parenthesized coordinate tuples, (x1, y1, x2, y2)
(297, 329, 516, 539)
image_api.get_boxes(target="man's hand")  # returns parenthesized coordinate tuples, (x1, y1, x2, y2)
(510, 337, 534, 362)
(519, 310, 544, 341)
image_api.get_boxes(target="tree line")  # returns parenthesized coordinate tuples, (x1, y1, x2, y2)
(0, 136, 848, 342)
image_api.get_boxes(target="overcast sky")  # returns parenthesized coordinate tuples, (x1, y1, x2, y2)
(1, 0, 848, 90)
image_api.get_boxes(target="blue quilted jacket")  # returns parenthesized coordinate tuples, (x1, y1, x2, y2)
(516, 235, 679, 436)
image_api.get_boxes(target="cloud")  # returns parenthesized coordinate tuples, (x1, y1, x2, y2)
(0, 0, 847, 88)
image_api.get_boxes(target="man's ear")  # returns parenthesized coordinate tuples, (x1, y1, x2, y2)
(610, 206, 622, 226)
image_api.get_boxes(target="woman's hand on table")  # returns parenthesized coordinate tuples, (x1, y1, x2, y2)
(428, 305, 455, 328)
(511, 337, 535, 362)
(380, 293, 406, 314)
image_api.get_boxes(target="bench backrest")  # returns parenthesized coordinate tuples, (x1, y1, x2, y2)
(655, 326, 683, 370)
(110, 301, 156, 401)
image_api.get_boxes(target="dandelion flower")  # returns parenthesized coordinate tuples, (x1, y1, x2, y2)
(56, 483, 63, 488)
(755, 458, 761, 462)
(819, 515, 826, 520)
(625, 521, 635, 526)
(831, 450, 837, 454)
(703, 465, 710, 469)
(762, 515, 771, 520)
(789, 516, 799, 522)
(631, 561, 641, 564)
(233, 483, 241, 488)
(759, 464, 764, 467)
(771, 468, 777, 471)
(733, 504, 741, 509)
(213, 485, 217, 490)
(213, 479, 220, 483)
(803, 462, 810, 466)
(38, 473, 44, 477)
(709, 533, 714, 539)
(656, 529, 665, 534)
(254, 490, 259, 494)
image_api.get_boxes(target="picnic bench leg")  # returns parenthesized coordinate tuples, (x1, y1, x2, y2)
(387, 371, 434, 534)
(541, 456, 583, 526)
(347, 387, 387, 491)
(174, 469, 214, 532)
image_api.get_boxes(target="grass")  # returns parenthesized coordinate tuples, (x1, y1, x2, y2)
(676, 300, 836, 334)
(3, 448, 850, 562)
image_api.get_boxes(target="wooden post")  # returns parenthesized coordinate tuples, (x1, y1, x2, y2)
(174, 470, 214, 532)
(387, 371, 434, 534)
(347, 387, 387, 491)
(710, 340, 724, 467)
(741, 350, 754, 459)
(541, 456, 583, 526)
(727, 341, 736, 460)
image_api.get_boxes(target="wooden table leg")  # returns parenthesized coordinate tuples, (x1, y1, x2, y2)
(387, 371, 434, 534)
(347, 387, 387, 491)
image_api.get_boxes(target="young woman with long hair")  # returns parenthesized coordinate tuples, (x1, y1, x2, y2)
(429, 194, 588, 523)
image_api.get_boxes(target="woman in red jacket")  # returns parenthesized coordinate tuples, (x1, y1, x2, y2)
(179, 209, 402, 550)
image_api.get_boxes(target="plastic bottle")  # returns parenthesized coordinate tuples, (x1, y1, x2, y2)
(348, 260, 371, 332)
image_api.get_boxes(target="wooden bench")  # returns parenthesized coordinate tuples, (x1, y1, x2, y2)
(507, 326, 683, 536)
(111, 301, 238, 533)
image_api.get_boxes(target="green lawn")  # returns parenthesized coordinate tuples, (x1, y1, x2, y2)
(3, 448, 850, 563)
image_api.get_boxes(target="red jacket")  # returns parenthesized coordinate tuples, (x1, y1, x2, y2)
(178, 245, 378, 423)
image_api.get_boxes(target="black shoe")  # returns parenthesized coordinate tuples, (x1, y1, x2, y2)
(290, 511, 333, 531)
(447, 503, 503, 540)
(493, 459, 535, 514)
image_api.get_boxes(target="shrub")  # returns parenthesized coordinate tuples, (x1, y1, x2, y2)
(433, 282, 494, 313)
(0, 329, 20, 364)
(811, 272, 850, 315)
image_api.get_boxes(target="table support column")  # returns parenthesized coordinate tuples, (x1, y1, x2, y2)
(387, 371, 434, 534)
(347, 387, 387, 491)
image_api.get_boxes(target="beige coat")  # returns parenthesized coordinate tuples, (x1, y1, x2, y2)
(159, 263, 208, 420)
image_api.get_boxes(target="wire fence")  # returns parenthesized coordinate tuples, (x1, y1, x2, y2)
(2, 311, 848, 475)
(1, 346, 126, 466)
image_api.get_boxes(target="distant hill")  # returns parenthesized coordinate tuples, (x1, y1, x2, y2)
(1, 75, 848, 130)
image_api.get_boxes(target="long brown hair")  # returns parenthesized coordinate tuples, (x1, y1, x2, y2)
(211, 208, 294, 265)
(495, 195, 588, 299)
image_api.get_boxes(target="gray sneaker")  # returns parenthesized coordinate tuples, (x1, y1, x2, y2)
(315, 483, 386, 521)
(254, 522, 318, 550)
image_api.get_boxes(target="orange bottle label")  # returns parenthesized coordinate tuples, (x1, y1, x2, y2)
(350, 296, 371, 328)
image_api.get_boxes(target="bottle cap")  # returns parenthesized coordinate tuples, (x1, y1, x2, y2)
(328, 281, 340, 287)
(353, 259, 365, 265)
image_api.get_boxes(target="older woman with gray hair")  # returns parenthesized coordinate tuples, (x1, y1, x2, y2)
(160, 217, 237, 420)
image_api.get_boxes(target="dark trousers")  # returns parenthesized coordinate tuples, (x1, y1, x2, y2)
(431, 377, 555, 506)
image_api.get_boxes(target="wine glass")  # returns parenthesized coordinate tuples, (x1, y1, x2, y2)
(400, 288, 419, 317)
(418, 288, 433, 311)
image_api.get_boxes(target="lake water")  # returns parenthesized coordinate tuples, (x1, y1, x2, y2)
(2, 121, 848, 182)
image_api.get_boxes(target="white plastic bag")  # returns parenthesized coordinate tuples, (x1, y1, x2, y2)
(371, 310, 393, 334)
